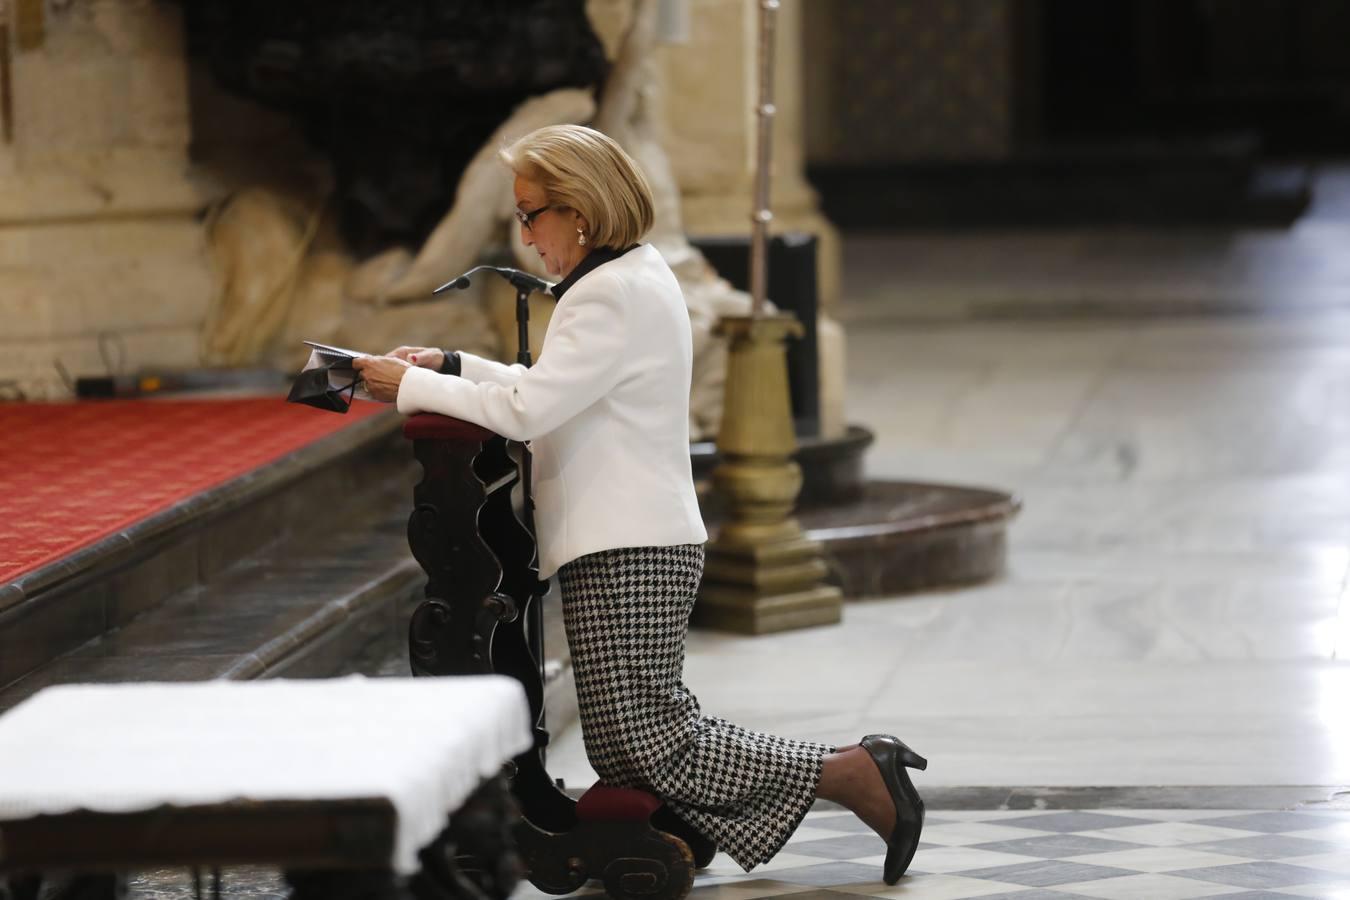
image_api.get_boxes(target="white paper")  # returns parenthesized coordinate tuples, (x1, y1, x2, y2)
(301, 340, 375, 401)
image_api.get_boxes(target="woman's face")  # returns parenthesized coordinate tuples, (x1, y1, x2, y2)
(514, 174, 590, 279)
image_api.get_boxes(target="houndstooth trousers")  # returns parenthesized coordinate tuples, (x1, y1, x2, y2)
(558, 543, 833, 871)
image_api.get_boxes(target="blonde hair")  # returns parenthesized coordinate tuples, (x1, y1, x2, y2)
(499, 125, 655, 250)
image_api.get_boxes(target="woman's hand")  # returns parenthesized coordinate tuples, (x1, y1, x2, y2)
(352, 355, 412, 403)
(386, 346, 445, 370)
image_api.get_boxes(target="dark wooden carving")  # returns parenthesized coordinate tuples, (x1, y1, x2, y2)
(413, 774, 521, 900)
(0, 780, 519, 900)
(283, 777, 520, 900)
(406, 418, 517, 678)
(402, 415, 708, 900)
(403, 414, 573, 842)
(519, 824, 694, 900)
(0, 875, 125, 900)
(179, 1, 609, 254)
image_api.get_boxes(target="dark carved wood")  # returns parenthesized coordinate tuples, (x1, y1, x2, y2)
(0, 875, 41, 900)
(24, 875, 126, 900)
(0, 799, 397, 871)
(516, 823, 694, 900)
(412, 775, 521, 900)
(0, 781, 522, 899)
(285, 869, 407, 900)
(281, 776, 519, 900)
(403, 415, 574, 843)
(651, 807, 717, 870)
(179, 1, 609, 254)
(406, 433, 515, 677)
(402, 415, 706, 900)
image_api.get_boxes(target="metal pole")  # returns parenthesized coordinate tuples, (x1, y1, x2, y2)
(516, 287, 532, 367)
(0, 0, 13, 144)
(513, 285, 544, 692)
(749, 0, 779, 318)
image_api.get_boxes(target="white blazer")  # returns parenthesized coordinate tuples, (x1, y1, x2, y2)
(396, 244, 708, 579)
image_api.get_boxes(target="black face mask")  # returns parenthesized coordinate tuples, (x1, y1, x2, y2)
(286, 364, 363, 414)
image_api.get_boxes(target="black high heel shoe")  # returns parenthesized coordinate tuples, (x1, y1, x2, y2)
(860, 733, 927, 885)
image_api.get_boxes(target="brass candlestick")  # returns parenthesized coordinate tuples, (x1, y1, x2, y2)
(694, 0, 842, 634)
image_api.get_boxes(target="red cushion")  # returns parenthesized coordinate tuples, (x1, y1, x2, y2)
(402, 413, 497, 443)
(576, 785, 664, 822)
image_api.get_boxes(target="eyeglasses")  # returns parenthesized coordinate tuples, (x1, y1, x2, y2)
(514, 204, 559, 232)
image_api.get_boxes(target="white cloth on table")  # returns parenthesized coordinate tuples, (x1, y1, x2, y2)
(0, 675, 532, 875)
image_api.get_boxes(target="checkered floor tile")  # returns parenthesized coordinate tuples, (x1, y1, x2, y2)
(657, 808, 1350, 900)
(117, 807, 1350, 898)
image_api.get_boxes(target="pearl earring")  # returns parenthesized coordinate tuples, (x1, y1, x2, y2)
(577, 228, 587, 246)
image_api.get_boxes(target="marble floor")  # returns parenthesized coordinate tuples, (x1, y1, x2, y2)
(128, 807, 1350, 900)
(538, 175, 1350, 899)
(523, 807, 1350, 900)
(549, 273, 1350, 795)
(132, 174, 1350, 898)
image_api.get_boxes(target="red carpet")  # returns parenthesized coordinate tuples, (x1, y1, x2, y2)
(0, 398, 389, 584)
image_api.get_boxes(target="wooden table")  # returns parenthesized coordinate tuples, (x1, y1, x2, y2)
(0, 677, 532, 899)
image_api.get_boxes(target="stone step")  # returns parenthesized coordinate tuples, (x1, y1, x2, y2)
(0, 475, 421, 712)
(696, 425, 1019, 599)
(800, 480, 1021, 598)
(703, 479, 1020, 601)
(0, 407, 582, 739)
(0, 409, 419, 705)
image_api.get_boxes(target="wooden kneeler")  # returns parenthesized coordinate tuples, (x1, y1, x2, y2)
(520, 786, 716, 900)
(403, 415, 716, 900)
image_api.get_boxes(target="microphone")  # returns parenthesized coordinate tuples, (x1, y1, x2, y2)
(433, 265, 554, 296)
(434, 275, 471, 292)
(427, 265, 551, 368)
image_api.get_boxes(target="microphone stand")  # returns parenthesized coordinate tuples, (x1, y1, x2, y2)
(433, 265, 554, 700)
(515, 284, 533, 366)
(432, 265, 553, 366)
(514, 283, 542, 698)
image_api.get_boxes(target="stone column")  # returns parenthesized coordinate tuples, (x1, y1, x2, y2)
(0, 0, 210, 400)
(654, 0, 837, 297)
(670, 0, 847, 438)
(695, 313, 843, 634)
(588, 0, 848, 438)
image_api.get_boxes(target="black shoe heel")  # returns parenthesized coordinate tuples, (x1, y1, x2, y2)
(860, 733, 926, 885)
(864, 733, 927, 771)
(897, 745, 927, 771)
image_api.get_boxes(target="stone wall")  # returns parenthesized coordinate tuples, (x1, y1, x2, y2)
(588, 0, 841, 312)
(802, 0, 1018, 165)
(1, 0, 842, 424)
(0, 0, 210, 400)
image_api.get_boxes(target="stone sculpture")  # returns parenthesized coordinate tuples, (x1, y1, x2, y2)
(201, 0, 751, 439)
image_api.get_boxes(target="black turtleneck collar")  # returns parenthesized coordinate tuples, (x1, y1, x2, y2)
(550, 244, 639, 300)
